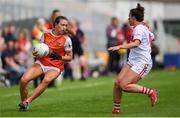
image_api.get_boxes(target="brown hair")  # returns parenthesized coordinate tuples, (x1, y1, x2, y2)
(53, 16, 74, 37)
(53, 15, 68, 27)
(130, 3, 144, 22)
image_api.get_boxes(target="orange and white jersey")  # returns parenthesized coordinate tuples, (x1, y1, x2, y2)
(38, 29, 72, 71)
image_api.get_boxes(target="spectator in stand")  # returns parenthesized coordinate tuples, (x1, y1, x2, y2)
(122, 22, 133, 57)
(1, 39, 26, 86)
(2, 26, 8, 39)
(151, 43, 159, 69)
(32, 18, 47, 46)
(63, 19, 84, 81)
(46, 9, 61, 29)
(106, 17, 124, 73)
(0, 29, 9, 86)
(70, 18, 89, 80)
(72, 18, 88, 51)
(16, 29, 32, 65)
(122, 22, 133, 44)
(4, 23, 16, 44)
(0, 28, 7, 65)
(0, 29, 6, 51)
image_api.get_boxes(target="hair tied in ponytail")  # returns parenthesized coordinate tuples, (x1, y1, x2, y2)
(137, 3, 141, 8)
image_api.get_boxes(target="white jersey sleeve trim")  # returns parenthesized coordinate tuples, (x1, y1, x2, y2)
(149, 31, 155, 41)
(64, 37, 72, 51)
(133, 26, 143, 41)
(133, 34, 141, 41)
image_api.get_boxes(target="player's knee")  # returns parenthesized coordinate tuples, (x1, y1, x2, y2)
(20, 76, 29, 84)
(115, 78, 123, 87)
(42, 79, 51, 85)
(115, 79, 124, 90)
(114, 80, 120, 88)
(119, 82, 128, 91)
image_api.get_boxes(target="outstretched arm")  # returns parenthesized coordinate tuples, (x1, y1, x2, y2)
(108, 39, 140, 51)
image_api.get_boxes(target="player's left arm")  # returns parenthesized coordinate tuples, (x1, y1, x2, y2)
(62, 36, 73, 62)
(49, 50, 73, 61)
(62, 50, 73, 62)
(119, 39, 140, 49)
(49, 37, 73, 61)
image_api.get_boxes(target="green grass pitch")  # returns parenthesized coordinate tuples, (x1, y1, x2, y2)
(0, 70, 180, 117)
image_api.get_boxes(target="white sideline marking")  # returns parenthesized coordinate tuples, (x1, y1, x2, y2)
(52, 81, 107, 91)
(1, 81, 108, 97)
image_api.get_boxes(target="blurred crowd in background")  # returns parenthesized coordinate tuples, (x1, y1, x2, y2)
(1, 0, 180, 87)
(0, 8, 162, 87)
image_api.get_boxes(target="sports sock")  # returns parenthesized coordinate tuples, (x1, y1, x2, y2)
(142, 87, 153, 96)
(113, 102, 120, 111)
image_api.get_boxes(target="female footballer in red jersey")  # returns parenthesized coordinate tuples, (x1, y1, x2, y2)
(18, 16, 73, 111)
(108, 3, 158, 114)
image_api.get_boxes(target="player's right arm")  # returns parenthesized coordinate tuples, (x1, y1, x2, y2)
(108, 39, 140, 51)
(108, 26, 142, 51)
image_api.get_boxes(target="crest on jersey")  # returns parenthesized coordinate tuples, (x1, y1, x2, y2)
(57, 41, 61, 46)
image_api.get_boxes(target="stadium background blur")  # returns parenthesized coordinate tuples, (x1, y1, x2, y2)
(1, 0, 180, 53)
(0, 0, 180, 117)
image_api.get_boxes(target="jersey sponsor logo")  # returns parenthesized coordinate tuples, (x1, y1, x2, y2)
(57, 41, 61, 46)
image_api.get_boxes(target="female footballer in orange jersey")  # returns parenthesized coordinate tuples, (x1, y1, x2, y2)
(18, 16, 73, 111)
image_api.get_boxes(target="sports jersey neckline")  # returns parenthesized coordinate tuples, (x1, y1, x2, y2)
(50, 29, 62, 38)
(133, 22, 145, 28)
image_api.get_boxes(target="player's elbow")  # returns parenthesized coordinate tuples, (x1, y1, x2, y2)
(63, 52, 73, 62)
(63, 56, 72, 62)
(66, 58, 72, 62)
(68, 55, 73, 61)
(132, 39, 141, 47)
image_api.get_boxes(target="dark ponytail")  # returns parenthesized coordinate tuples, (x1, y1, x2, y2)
(130, 3, 144, 22)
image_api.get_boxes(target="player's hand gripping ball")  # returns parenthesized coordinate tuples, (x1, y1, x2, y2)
(33, 43, 49, 58)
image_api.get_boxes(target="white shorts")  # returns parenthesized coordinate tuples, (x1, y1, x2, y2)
(127, 61, 152, 79)
(35, 60, 61, 73)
